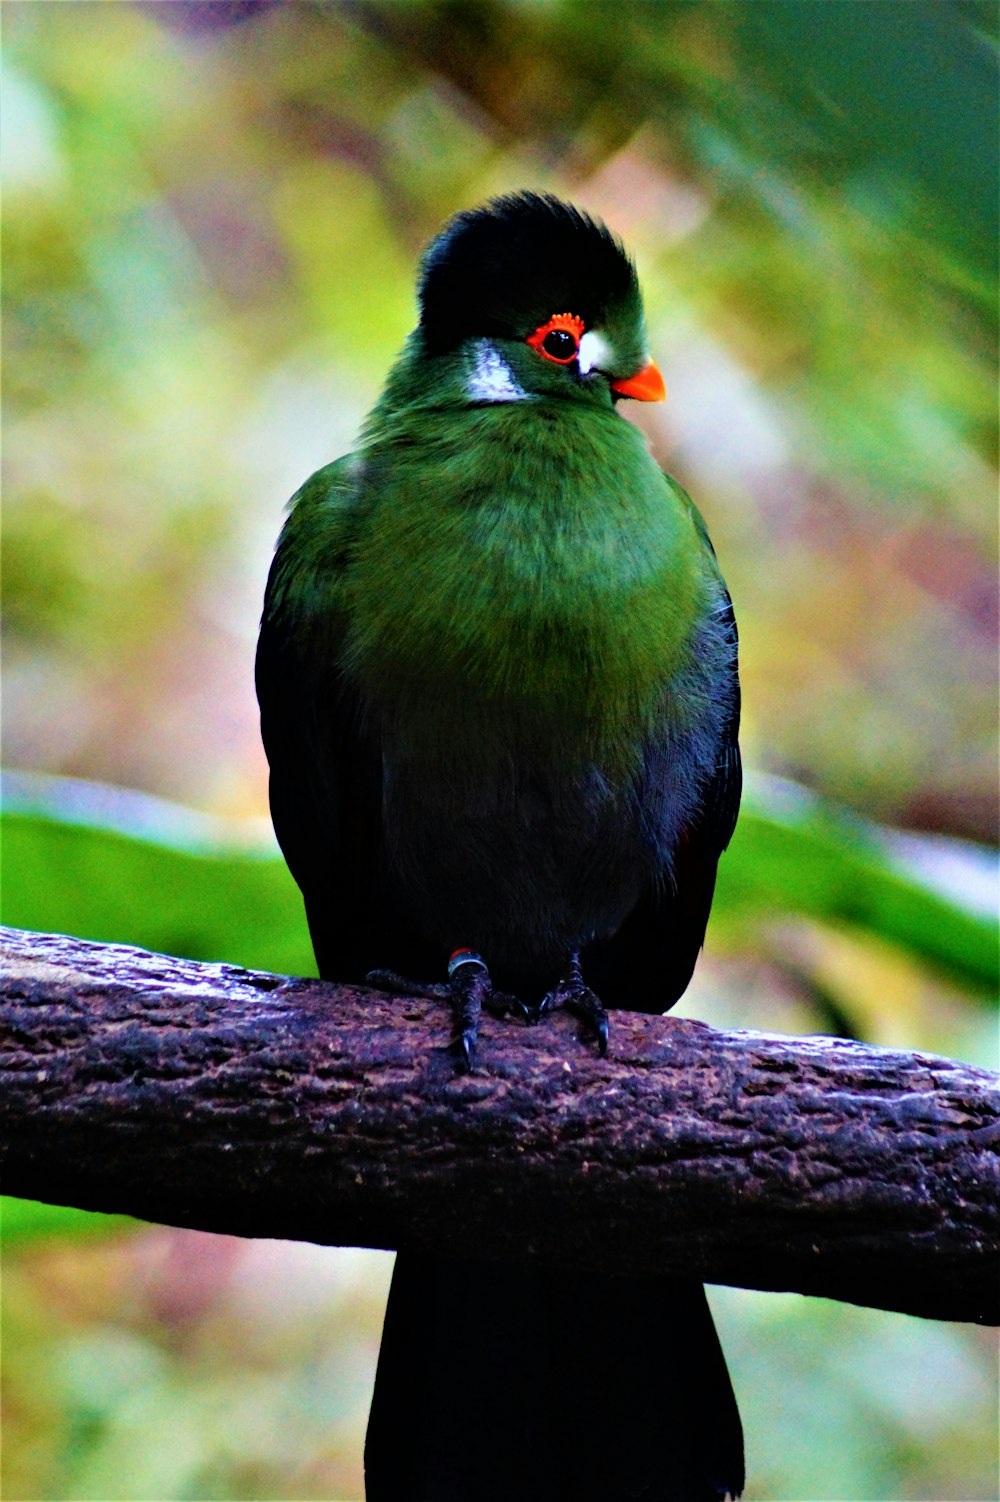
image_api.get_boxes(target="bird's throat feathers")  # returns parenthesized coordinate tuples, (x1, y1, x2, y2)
(342, 393, 711, 768)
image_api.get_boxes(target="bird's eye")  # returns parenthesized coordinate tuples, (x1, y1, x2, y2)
(542, 328, 577, 360)
(526, 312, 585, 365)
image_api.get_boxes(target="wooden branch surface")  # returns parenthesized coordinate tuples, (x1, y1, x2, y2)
(1, 925, 997, 1324)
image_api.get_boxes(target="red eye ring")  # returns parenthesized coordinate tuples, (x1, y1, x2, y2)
(526, 312, 586, 364)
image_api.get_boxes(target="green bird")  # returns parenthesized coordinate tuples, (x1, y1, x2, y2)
(257, 192, 743, 1501)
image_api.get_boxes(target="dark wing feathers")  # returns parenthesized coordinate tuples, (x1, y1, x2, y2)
(256, 469, 440, 985)
(584, 587, 741, 1013)
(256, 573, 359, 980)
(700, 592, 742, 853)
(256, 465, 385, 982)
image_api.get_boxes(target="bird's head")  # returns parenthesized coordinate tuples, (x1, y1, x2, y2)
(415, 192, 665, 408)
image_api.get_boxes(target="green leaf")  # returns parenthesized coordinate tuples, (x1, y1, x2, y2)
(1, 1195, 139, 1248)
(0, 808, 315, 977)
(717, 791, 996, 996)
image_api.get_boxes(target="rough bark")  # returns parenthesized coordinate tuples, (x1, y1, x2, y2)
(1, 924, 996, 1324)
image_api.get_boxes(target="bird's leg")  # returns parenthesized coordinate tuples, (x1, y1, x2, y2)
(366, 950, 529, 1073)
(538, 954, 609, 1056)
(446, 949, 491, 1072)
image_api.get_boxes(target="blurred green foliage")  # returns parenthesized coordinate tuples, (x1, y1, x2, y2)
(1, 811, 311, 978)
(3, 0, 997, 1499)
(2, 1196, 139, 1249)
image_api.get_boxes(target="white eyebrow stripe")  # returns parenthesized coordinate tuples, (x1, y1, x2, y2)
(578, 329, 613, 375)
(466, 341, 530, 402)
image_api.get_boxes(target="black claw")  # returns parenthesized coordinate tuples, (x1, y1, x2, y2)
(564, 990, 609, 1053)
(486, 989, 534, 1025)
(539, 957, 611, 1056)
(456, 1030, 477, 1073)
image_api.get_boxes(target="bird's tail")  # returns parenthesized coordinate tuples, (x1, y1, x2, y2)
(365, 1252, 744, 1502)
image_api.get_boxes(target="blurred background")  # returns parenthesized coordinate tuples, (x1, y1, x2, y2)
(2, 2, 997, 1499)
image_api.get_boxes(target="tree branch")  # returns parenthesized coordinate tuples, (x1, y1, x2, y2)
(1, 924, 996, 1324)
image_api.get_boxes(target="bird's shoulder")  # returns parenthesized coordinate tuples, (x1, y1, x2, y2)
(256, 454, 363, 825)
(261, 454, 361, 637)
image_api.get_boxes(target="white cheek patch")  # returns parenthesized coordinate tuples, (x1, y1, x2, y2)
(578, 329, 613, 376)
(466, 341, 530, 403)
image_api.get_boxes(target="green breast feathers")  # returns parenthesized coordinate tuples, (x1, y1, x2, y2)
(274, 400, 713, 768)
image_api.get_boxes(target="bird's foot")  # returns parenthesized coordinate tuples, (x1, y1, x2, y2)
(365, 969, 450, 1002)
(366, 951, 529, 1073)
(538, 956, 609, 1056)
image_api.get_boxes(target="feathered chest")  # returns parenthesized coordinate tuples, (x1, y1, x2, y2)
(341, 402, 708, 758)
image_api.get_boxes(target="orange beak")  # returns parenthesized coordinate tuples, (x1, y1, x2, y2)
(609, 359, 666, 403)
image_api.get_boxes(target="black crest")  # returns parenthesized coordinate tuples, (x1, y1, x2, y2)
(418, 191, 641, 354)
